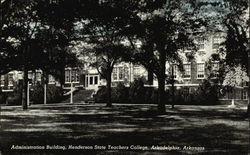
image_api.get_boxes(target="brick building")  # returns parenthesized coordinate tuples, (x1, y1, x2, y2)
(0, 34, 248, 102)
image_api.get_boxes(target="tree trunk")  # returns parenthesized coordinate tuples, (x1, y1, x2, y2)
(22, 45, 28, 110)
(106, 70, 112, 107)
(148, 71, 153, 85)
(157, 51, 166, 113)
(171, 65, 175, 109)
(147, 42, 154, 85)
(157, 75, 166, 113)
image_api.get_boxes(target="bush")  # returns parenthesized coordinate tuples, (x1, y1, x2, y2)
(95, 79, 159, 104)
(95, 86, 107, 103)
(30, 84, 44, 104)
(112, 83, 129, 103)
(0, 93, 7, 104)
(47, 85, 63, 103)
(194, 80, 219, 105)
(129, 78, 146, 104)
(31, 84, 63, 104)
(95, 83, 129, 103)
(6, 93, 21, 105)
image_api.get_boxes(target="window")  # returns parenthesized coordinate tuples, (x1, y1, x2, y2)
(75, 71, 79, 82)
(183, 64, 191, 79)
(1, 75, 5, 86)
(213, 36, 220, 49)
(94, 76, 98, 85)
(133, 67, 140, 79)
(90, 77, 93, 85)
(243, 90, 248, 100)
(197, 63, 205, 79)
(8, 73, 13, 86)
(71, 69, 79, 83)
(50, 0, 58, 4)
(174, 65, 178, 79)
(197, 38, 205, 49)
(28, 72, 33, 80)
(113, 66, 127, 81)
(124, 66, 129, 81)
(211, 63, 219, 78)
(243, 81, 248, 87)
(36, 72, 42, 81)
(48, 75, 55, 84)
(112, 67, 118, 81)
(71, 70, 75, 82)
(65, 70, 71, 83)
(170, 65, 178, 79)
(118, 67, 124, 80)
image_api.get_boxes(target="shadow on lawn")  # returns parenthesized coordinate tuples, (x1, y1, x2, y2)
(0, 105, 248, 154)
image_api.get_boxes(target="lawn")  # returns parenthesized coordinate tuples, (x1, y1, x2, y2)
(0, 103, 249, 155)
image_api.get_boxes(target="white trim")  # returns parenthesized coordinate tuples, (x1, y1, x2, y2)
(1, 89, 14, 92)
(166, 83, 199, 87)
(0, 75, 4, 87)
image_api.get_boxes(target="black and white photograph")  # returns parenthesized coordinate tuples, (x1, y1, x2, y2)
(0, 0, 249, 154)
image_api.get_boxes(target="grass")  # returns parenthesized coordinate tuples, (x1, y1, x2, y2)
(0, 103, 249, 155)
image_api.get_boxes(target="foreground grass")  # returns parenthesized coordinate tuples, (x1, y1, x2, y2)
(0, 103, 249, 155)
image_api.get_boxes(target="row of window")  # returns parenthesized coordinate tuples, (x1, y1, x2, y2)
(196, 36, 221, 50)
(0, 74, 13, 87)
(112, 66, 129, 81)
(111, 63, 218, 81)
(173, 63, 219, 79)
(65, 69, 99, 85)
(65, 69, 80, 83)
(89, 76, 98, 85)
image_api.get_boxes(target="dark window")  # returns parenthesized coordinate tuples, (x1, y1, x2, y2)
(94, 76, 98, 85)
(90, 77, 93, 85)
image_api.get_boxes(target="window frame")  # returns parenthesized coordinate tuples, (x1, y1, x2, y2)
(8, 73, 14, 86)
(183, 64, 191, 79)
(197, 63, 205, 79)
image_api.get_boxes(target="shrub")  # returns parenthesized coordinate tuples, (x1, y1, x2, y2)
(129, 78, 146, 104)
(95, 86, 107, 103)
(30, 84, 44, 104)
(95, 83, 129, 103)
(31, 84, 63, 104)
(194, 80, 219, 105)
(112, 83, 129, 103)
(6, 93, 21, 105)
(47, 85, 63, 103)
(0, 93, 7, 104)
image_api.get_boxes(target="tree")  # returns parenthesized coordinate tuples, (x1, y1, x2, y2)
(77, 1, 135, 107)
(128, 0, 207, 113)
(1, 0, 79, 109)
(2, 0, 43, 109)
(34, 0, 80, 85)
(218, 0, 249, 116)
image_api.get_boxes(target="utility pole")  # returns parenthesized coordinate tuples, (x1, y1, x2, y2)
(70, 69, 73, 104)
(27, 81, 30, 106)
(70, 82, 73, 104)
(44, 83, 47, 105)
